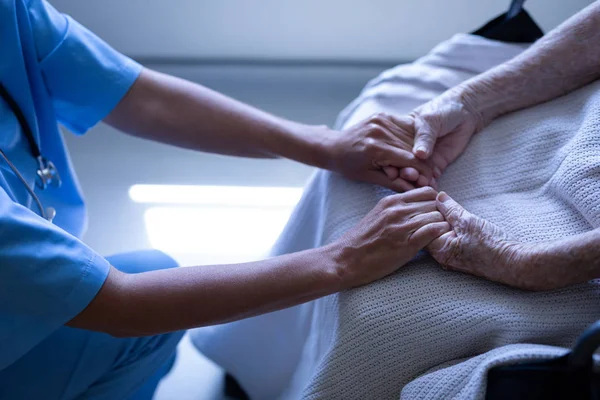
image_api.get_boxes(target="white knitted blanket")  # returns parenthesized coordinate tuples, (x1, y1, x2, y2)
(191, 34, 600, 399)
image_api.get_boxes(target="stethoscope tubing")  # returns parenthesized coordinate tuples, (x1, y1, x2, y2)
(0, 83, 59, 222)
(0, 148, 52, 221)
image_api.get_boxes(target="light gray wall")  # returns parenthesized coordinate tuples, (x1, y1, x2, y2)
(51, 0, 593, 61)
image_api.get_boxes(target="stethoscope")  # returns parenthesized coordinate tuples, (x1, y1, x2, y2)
(0, 83, 62, 222)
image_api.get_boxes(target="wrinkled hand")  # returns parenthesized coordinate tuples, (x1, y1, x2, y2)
(328, 113, 435, 192)
(408, 89, 483, 178)
(427, 192, 536, 290)
(333, 187, 451, 289)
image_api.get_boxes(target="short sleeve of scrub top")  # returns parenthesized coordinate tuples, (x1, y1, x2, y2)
(0, 0, 142, 371)
(32, 0, 142, 134)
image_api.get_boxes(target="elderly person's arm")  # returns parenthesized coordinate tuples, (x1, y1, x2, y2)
(405, 2, 600, 176)
(458, 1, 600, 130)
(427, 192, 600, 291)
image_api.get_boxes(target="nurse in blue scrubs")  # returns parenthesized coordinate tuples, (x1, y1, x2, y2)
(0, 1, 444, 398)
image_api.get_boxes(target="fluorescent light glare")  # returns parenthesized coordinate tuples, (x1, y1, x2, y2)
(129, 184, 303, 207)
(144, 206, 292, 257)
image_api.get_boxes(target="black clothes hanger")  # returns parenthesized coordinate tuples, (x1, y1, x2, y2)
(472, 0, 544, 43)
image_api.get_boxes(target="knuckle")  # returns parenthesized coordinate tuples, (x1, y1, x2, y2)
(381, 204, 396, 218)
(370, 112, 388, 124)
(389, 193, 407, 205)
(422, 186, 438, 196)
(378, 196, 393, 208)
(366, 123, 386, 138)
(363, 136, 378, 150)
(433, 211, 445, 220)
(447, 205, 466, 221)
(367, 122, 380, 131)
(405, 186, 436, 200)
(379, 197, 406, 216)
(380, 194, 400, 208)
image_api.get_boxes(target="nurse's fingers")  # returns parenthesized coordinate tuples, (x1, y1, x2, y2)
(365, 170, 417, 193)
(399, 167, 420, 182)
(377, 146, 434, 183)
(398, 200, 438, 216)
(399, 186, 439, 203)
(409, 221, 452, 248)
(383, 166, 400, 180)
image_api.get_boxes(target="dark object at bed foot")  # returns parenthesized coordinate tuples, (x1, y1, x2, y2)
(487, 320, 600, 399)
(224, 373, 250, 400)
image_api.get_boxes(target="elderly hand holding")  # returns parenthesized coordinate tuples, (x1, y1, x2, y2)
(401, 2, 600, 177)
(328, 113, 434, 192)
(389, 2, 600, 291)
(427, 192, 600, 291)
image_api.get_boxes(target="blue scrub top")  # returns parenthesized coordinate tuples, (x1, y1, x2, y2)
(0, 0, 142, 370)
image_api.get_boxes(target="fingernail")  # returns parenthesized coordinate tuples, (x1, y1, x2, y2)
(438, 191, 449, 203)
(415, 146, 427, 156)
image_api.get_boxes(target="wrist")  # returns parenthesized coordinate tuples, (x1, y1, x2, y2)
(509, 241, 558, 291)
(452, 85, 488, 132)
(310, 125, 338, 170)
(283, 122, 334, 170)
(319, 241, 353, 291)
(454, 58, 523, 126)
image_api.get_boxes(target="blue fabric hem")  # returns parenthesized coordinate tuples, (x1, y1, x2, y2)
(63, 251, 110, 317)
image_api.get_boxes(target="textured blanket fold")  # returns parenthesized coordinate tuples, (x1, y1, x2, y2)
(191, 33, 600, 399)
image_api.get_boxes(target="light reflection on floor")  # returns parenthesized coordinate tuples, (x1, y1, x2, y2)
(154, 334, 227, 400)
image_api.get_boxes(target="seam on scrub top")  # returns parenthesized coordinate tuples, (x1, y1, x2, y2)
(63, 250, 107, 315)
(72, 58, 143, 134)
(38, 15, 70, 65)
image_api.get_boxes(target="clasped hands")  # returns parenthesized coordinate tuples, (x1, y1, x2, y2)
(331, 90, 551, 291)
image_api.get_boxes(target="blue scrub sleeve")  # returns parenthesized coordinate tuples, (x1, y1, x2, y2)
(0, 187, 110, 370)
(30, 1, 142, 134)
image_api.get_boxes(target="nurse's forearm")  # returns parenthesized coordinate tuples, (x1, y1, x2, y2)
(105, 68, 332, 168)
(457, 2, 600, 126)
(69, 245, 342, 337)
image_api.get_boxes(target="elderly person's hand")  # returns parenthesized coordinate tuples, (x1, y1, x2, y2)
(327, 113, 435, 193)
(426, 192, 540, 290)
(427, 192, 600, 291)
(409, 88, 483, 178)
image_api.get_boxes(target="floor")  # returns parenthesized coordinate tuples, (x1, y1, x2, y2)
(154, 335, 227, 400)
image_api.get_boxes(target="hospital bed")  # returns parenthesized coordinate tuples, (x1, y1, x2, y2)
(204, 1, 600, 398)
(223, 320, 600, 399)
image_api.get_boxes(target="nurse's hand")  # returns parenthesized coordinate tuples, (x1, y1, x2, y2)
(333, 187, 450, 288)
(326, 113, 436, 193)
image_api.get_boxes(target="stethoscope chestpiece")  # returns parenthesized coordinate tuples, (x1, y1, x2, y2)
(36, 156, 62, 190)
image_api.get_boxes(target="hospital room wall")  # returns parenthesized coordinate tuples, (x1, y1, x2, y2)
(50, 0, 593, 62)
